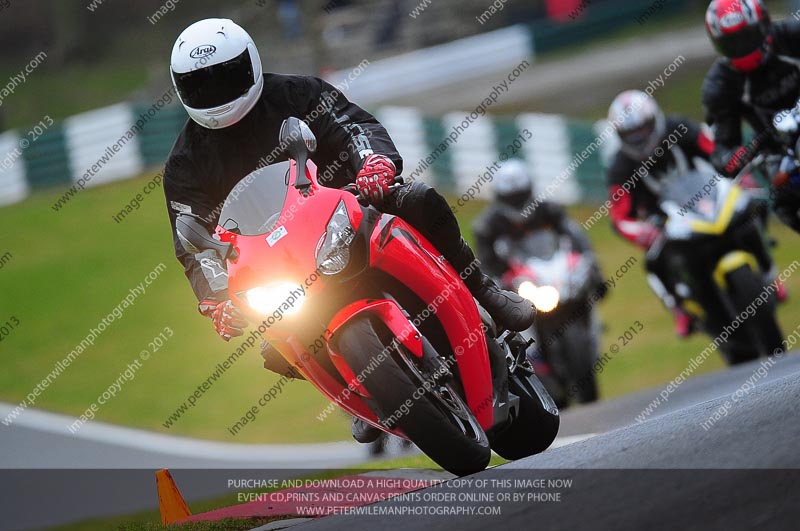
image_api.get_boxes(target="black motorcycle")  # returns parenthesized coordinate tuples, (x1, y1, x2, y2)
(736, 102, 800, 234)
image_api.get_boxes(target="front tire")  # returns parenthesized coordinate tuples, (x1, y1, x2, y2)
(724, 266, 783, 364)
(336, 316, 491, 475)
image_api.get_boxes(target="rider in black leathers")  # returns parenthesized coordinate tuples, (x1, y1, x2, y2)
(605, 90, 716, 336)
(702, 0, 800, 232)
(164, 18, 535, 444)
(473, 159, 605, 294)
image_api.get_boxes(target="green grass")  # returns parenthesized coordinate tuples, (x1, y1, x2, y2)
(0, 171, 346, 443)
(0, 171, 798, 444)
(0, 61, 150, 131)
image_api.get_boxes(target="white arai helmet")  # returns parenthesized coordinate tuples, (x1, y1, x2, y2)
(608, 90, 666, 160)
(170, 19, 264, 129)
(493, 159, 534, 210)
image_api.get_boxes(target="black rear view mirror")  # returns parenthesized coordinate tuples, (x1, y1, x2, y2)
(176, 214, 236, 260)
(279, 117, 317, 189)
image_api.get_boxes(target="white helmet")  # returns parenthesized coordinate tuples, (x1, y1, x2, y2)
(608, 90, 666, 160)
(170, 19, 264, 129)
(493, 159, 533, 209)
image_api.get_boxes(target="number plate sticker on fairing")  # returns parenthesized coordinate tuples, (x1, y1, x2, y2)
(266, 226, 288, 247)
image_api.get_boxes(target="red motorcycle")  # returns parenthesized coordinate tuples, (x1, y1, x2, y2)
(499, 231, 601, 407)
(176, 118, 559, 475)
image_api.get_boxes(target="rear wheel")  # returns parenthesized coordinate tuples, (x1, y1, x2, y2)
(489, 369, 560, 460)
(336, 316, 490, 475)
(724, 267, 784, 364)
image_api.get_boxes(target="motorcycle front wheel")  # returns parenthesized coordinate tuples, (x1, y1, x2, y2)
(724, 266, 784, 364)
(336, 316, 491, 476)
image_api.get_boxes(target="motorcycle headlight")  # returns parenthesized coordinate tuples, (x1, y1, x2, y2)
(316, 200, 356, 275)
(518, 281, 560, 313)
(245, 282, 305, 316)
(518, 281, 538, 303)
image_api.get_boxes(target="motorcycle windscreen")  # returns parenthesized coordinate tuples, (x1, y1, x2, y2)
(499, 230, 559, 262)
(661, 170, 721, 220)
(218, 162, 292, 235)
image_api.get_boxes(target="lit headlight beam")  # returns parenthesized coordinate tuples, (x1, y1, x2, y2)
(518, 281, 560, 313)
(245, 282, 305, 316)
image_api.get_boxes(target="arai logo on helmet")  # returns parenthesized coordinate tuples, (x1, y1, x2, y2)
(189, 44, 217, 59)
(720, 11, 745, 29)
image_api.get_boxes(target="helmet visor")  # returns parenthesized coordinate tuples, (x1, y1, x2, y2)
(499, 189, 532, 210)
(173, 48, 254, 109)
(619, 117, 656, 151)
(713, 25, 765, 59)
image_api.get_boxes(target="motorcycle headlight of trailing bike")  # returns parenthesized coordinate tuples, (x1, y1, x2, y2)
(244, 282, 305, 316)
(518, 281, 560, 313)
(316, 200, 356, 275)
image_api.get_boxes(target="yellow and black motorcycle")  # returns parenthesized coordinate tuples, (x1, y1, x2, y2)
(654, 168, 783, 364)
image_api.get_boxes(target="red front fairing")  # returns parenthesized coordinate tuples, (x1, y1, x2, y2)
(219, 161, 370, 401)
(364, 215, 494, 429)
(221, 160, 363, 329)
(217, 159, 494, 436)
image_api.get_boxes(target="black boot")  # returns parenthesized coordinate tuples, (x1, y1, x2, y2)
(470, 273, 536, 331)
(449, 239, 535, 332)
(352, 417, 382, 444)
(261, 341, 304, 380)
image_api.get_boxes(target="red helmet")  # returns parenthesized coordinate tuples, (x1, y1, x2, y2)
(706, 0, 772, 72)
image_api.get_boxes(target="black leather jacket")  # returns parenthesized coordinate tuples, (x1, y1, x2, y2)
(163, 73, 402, 301)
(702, 19, 800, 174)
(472, 200, 595, 278)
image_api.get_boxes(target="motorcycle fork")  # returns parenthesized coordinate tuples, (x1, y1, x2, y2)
(378, 292, 454, 386)
(485, 328, 535, 431)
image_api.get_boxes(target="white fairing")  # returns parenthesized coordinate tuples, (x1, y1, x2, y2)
(170, 18, 264, 129)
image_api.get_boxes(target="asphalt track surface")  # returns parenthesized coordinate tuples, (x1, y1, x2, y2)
(300, 353, 800, 531)
(3, 353, 799, 530)
(375, 27, 716, 115)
